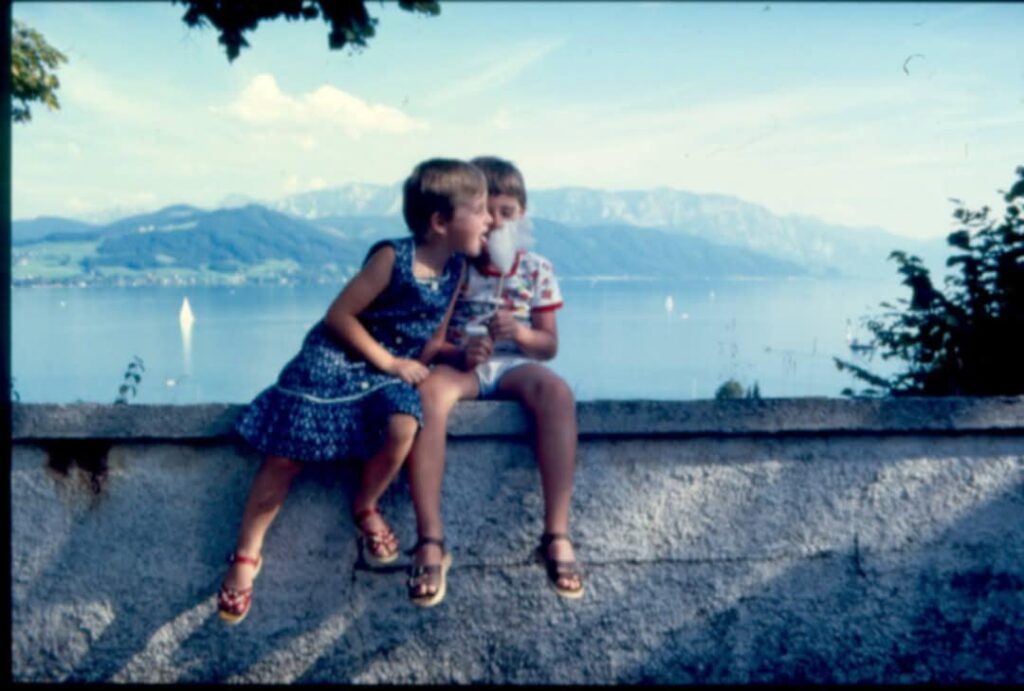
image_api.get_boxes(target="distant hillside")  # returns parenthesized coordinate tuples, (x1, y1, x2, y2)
(271, 183, 948, 278)
(84, 205, 369, 275)
(313, 214, 408, 244)
(13, 180, 957, 286)
(13, 204, 812, 286)
(13, 216, 98, 244)
(273, 183, 402, 218)
(530, 219, 808, 278)
(12, 205, 395, 286)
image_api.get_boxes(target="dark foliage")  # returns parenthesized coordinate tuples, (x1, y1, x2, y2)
(176, 0, 440, 61)
(11, 20, 67, 122)
(115, 356, 145, 404)
(836, 166, 1024, 396)
(714, 379, 761, 400)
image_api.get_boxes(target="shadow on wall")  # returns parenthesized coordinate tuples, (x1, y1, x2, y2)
(10, 435, 1024, 683)
(14, 442, 377, 682)
(614, 470, 1024, 683)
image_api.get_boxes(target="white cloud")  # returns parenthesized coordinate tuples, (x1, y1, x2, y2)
(220, 74, 428, 138)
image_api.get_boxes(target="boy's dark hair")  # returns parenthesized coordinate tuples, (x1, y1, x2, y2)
(470, 156, 527, 208)
(402, 159, 487, 241)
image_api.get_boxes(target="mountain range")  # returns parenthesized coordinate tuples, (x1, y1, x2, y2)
(12, 183, 951, 286)
(268, 183, 950, 278)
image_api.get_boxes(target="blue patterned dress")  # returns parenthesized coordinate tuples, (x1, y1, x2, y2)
(235, 237, 464, 462)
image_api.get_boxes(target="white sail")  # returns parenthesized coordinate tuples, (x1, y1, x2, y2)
(664, 295, 674, 314)
(179, 297, 195, 376)
(179, 297, 195, 329)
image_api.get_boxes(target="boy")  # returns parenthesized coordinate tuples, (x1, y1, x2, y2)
(405, 156, 583, 607)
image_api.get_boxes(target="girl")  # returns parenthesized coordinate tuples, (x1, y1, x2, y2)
(217, 159, 490, 624)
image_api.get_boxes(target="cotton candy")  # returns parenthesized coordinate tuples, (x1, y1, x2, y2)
(488, 217, 534, 272)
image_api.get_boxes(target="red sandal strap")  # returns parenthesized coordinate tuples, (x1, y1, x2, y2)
(353, 506, 380, 522)
(218, 589, 252, 614)
(363, 530, 396, 541)
(227, 552, 261, 568)
(219, 583, 253, 598)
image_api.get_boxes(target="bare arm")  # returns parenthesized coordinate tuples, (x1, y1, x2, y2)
(323, 244, 429, 384)
(434, 335, 494, 371)
(433, 340, 466, 367)
(488, 308, 558, 360)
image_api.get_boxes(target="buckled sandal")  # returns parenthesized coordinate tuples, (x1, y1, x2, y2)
(535, 533, 585, 600)
(354, 506, 400, 566)
(217, 552, 263, 625)
(406, 536, 452, 608)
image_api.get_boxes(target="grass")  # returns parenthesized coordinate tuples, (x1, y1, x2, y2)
(12, 241, 99, 281)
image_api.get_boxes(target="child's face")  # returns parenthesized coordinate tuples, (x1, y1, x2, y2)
(479, 194, 525, 264)
(445, 193, 491, 257)
(486, 194, 525, 231)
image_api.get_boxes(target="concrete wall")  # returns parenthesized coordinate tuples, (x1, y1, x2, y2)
(10, 399, 1024, 683)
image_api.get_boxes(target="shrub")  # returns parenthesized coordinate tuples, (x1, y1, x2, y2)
(836, 166, 1024, 396)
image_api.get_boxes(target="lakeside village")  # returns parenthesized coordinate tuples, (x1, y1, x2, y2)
(11, 254, 357, 288)
(11, 271, 332, 288)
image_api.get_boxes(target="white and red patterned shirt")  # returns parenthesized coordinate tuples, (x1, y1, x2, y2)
(447, 250, 563, 355)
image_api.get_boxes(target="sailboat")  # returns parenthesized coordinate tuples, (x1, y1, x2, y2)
(179, 297, 195, 330)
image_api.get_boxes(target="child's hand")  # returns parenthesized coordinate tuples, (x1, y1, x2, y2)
(488, 309, 522, 342)
(388, 357, 430, 385)
(464, 335, 493, 369)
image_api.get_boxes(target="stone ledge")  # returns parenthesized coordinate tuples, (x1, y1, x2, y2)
(11, 396, 1024, 440)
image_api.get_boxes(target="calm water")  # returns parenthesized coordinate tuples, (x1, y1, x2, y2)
(11, 278, 901, 404)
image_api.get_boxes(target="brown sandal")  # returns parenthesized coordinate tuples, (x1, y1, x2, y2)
(407, 536, 452, 608)
(354, 506, 400, 566)
(218, 552, 263, 625)
(535, 533, 585, 599)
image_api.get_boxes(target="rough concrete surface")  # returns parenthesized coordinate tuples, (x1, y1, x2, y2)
(10, 400, 1024, 683)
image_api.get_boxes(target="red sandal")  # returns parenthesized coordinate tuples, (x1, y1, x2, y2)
(354, 506, 400, 566)
(217, 552, 262, 625)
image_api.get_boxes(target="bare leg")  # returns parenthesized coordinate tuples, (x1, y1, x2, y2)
(352, 413, 420, 538)
(223, 454, 304, 592)
(406, 365, 480, 597)
(496, 363, 581, 591)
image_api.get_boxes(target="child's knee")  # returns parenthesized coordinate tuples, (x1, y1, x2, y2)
(263, 454, 303, 479)
(523, 372, 575, 413)
(418, 376, 461, 417)
(387, 414, 420, 449)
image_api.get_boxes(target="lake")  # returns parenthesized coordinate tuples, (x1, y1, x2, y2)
(11, 277, 902, 404)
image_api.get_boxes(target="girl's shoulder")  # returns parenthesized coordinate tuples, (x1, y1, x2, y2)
(363, 236, 414, 266)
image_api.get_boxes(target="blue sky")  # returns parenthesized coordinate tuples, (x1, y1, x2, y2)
(11, 2, 1024, 238)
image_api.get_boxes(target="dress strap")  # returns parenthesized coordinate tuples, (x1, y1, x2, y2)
(362, 238, 398, 267)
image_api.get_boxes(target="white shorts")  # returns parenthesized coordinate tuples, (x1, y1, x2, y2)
(475, 356, 534, 399)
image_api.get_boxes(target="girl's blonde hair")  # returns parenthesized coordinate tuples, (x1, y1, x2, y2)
(402, 159, 487, 241)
